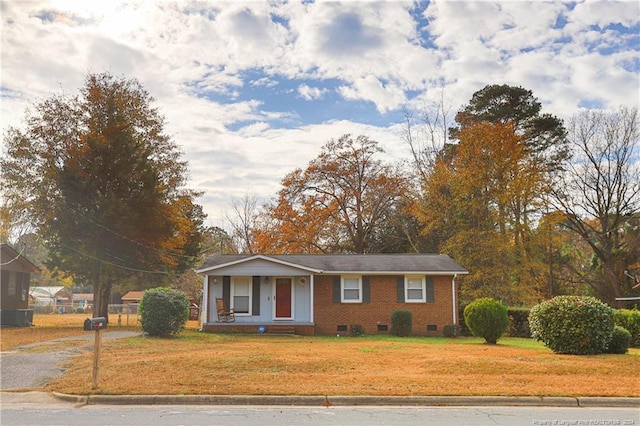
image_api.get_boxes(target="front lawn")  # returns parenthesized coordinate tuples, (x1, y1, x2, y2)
(44, 331, 640, 397)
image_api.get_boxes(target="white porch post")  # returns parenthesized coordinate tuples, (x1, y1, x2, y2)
(200, 275, 209, 330)
(309, 274, 314, 323)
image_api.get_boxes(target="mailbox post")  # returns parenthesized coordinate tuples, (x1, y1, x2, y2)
(84, 317, 107, 390)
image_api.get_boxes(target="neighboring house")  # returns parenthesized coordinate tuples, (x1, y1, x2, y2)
(29, 286, 72, 309)
(196, 254, 468, 336)
(121, 290, 144, 311)
(1, 243, 40, 326)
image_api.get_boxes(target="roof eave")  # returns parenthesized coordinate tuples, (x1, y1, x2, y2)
(196, 254, 323, 275)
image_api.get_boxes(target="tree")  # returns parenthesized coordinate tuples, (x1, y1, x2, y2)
(256, 134, 408, 253)
(227, 194, 261, 254)
(551, 106, 640, 306)
(402, 88, 455, 183)
(419, 122, 549, 304)
(450, 84, 568, 172)
(1, 73, 205, 319)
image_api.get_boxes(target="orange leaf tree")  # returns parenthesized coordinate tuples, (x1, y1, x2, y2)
(419, 122, 550, 304)
(255, 134, 409, 254)
(1, 73, 206, 319)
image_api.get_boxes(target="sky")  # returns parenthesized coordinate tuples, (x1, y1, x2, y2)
(1, 0, 639, 230)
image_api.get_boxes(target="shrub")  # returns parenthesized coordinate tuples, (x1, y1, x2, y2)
(349, 324, 364, 337)
(614, 309, 640, 347)
(507, 308, 531, 338)
(139, 287, 189, 337)
(606, 326, 631, 354)
(443, 324, 459, 338)
(529, 296, 615, 355)
(391, 310, 412, 337)
(463, 298, 509, 344)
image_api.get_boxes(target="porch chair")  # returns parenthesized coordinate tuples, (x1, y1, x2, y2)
(215, 298, 235, 323)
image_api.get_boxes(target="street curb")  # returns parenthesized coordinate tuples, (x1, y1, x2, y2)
(50, 393, 640, 407)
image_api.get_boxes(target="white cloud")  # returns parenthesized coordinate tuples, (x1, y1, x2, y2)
(1, 0, 638, 228)
(297, 84, 328, 101)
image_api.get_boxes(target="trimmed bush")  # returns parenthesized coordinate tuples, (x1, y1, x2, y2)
(463, 298, 509, 344)
(391, 310, 412, 337)
(529, 296, 615, 355)
(606, 326, 631, 354)
(443, 324, 459, 338)
(349, 324, 364, 337)
(507, 308, 531, 338)
(614, 309, 640, 347)
(139, 287, 189, 337)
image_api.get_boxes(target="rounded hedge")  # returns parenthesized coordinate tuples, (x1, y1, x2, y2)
(614, 309, 640, 347)
(529, 296, 615, 355)
(463, 298, 509, 344)
(139, 287, 189, 337)
(391, 310, 412, 337)
(606, 326, 631, 354)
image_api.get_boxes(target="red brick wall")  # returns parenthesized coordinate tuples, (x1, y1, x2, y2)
(313, 275, 457, 336)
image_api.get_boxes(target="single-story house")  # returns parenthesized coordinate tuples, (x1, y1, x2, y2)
(196, 254, 468, 336)
(1, 243, 40, 326)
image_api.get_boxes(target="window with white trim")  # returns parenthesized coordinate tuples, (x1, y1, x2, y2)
(405, 275, 426, 302)
(341, 275, 362, 303)
(231, 277, 252, 314)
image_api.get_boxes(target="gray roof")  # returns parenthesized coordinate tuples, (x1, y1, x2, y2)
(1, 243, 40, 273)
(197, 254, 467, 275)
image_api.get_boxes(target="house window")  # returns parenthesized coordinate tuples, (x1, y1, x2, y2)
(8, 272, 17, 296)
(341, 276, 362, 303)
(405, 276, 425, 302)
(231, 277, 252, 315)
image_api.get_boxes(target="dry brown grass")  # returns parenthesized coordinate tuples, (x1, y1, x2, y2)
(42, 331, 640, 398)
(5, 314, 639, 397)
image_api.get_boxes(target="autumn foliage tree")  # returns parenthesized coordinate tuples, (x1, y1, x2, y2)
(1, 73, 205, 319)
(419, 122, 549, 304)
(255, 134, 408, 254)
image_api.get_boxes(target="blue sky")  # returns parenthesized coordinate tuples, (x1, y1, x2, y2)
(1, 0, 639, 228)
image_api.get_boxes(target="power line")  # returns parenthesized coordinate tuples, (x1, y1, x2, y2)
(0, 244, 27, 266)
(60, 243, 169, 275)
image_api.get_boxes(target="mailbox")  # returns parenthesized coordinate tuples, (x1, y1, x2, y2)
(84, 317, 108, 331)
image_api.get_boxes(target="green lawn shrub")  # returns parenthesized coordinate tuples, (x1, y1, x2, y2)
(529, 296, 615, 355)
(507, 307, 531, 338)
(139, 287, 189, 337)
(443, 324, 459, 338)
(606, 326, 631, 354)
(391, 310, 412, 337)
(463, 298, 509, 344)
(349, 324, 364, 337)
(614, 309, 640, 347)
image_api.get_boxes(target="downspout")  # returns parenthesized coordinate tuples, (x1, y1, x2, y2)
(451, 274, 458, 325)
(200, 275, 208, 331)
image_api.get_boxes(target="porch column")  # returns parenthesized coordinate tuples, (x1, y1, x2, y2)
(200, 275, 209, 329)
(309, 274, 314, 323)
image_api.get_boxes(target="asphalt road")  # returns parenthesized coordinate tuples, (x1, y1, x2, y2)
(1, 397, 638, 426)
(0, 331, 140, 391)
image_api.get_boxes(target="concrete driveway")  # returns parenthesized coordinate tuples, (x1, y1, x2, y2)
(0, 331, 140, 391)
